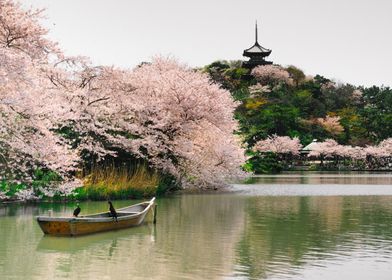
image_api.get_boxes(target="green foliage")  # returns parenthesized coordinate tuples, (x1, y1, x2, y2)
(232, 87, 251, 101)
(247, 152, 283, 174)
(0, 180, 26, 197)
(204, 62, 392, 174)
(31, 169, 62, 188)
(292, 90, 312, 117)
(55, 124, 81, 148)
(237, 103, 301, 146)
(322, 84, 356, 112)
(287, 65, 305, 86)
(0, 168, 67, 200)
(156, 174, 179, 196)
(337, 107, 367, 145)
(203, 60, 252, 91)
(360, 86, 392, 142)
(73, 185, 155, 201)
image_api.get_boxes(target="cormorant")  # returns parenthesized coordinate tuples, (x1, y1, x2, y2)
(108, 201, 118, 222)
(73, 203, 81, 217)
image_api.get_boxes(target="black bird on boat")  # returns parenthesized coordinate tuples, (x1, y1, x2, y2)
(108, 201, 118, 222)
(73, 203, 81, 217)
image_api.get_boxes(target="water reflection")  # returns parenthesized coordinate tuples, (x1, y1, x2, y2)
(1, 184, 392, 279)
(246, 172, 392, 185)
(234, 196, 392, 279)
(37, 225, 154, 252)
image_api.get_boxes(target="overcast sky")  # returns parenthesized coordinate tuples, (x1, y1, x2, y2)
(23, 0, 392, 87)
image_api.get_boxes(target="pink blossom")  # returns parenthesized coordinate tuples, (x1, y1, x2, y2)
(0, 0, 59, 60)
(0, 0, 79, 189)
(321, 81, 336, 90)
(254, 135, 302, 155)
(0, 191, 7, 200)
(305, 75, 314, 82)
(363, 146, 389, 158)
(351, 89, 363, 101)
(316, 116, 344, 135)
(248, 83, 271, 97)
(308, 139, 392, 160)
(339, 145, 366, 160)
(251, 65, 292, 86)
(378, 138, 392, 154)
(70, 57, 247, 188)
(308, 139, 340, 158)
(15, 188, 39, 201)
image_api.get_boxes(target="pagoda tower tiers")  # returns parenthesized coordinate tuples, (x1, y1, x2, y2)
(242, 22, 273, 69)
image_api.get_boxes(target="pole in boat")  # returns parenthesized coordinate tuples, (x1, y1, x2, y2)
(153, 204, 157, 224)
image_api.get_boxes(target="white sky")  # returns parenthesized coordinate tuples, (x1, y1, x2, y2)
(23, 0, 392, 87)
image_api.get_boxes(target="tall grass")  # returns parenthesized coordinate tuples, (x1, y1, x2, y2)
(75, 164, 161, 200)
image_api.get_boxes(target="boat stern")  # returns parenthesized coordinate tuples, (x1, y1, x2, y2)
(36, 217, 74, 236)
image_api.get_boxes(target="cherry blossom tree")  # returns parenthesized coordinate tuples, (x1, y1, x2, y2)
(351, 89, 363, 103)
(63, 57, 246, 188)
(1, 0, 246, 197)
(339, 145, 366, 160)
(0, 0, 81, 199)
(307, 139, 340, 158)
(363, 146, 388, 158)
(379, 138, 392, 154)
(251, 65, 292, 86)
(248, 83, 271, 97)
(308, 139, 392, 160)
(365, 139, 392, 168)
(254, 135, 302, 155)
(307, 138, 392, 169)
(321, 81, 336, 90)
(316, 116, 344, 136)
(0, 0, 59, 59)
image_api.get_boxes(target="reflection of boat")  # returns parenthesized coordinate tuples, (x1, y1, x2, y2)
(36, 198, 155, 236)
(36, 224, 154, 252)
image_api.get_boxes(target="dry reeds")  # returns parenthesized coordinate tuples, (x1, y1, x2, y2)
(78, 164, 161, 200)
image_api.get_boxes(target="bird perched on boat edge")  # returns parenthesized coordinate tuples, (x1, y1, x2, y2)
(108, 201, 118, 222)
(73, 203, 81, 217)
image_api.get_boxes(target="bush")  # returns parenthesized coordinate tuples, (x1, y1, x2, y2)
(0, 180, 26, 198)
(247, 152, 283, 174)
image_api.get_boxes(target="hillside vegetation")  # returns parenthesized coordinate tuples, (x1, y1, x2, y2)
(203, 61, 392, 172)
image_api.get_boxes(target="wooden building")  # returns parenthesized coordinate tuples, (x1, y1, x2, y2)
(242, 22, 273, 69)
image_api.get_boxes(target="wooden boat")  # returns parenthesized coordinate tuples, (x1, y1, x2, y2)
(36, 198, 156, 236)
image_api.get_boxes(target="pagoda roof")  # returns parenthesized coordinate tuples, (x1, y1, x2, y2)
(243, 22, 272, 57)
(243, 42, 271, 55)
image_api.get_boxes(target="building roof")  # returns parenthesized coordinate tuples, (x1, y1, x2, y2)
(243, 22, 272, 57)
(301, 139, 318, 152)
(243, 42, 272, 55)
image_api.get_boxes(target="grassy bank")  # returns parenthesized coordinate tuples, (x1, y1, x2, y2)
(0, 165, 178, 202)
(73, 164, 176, 200)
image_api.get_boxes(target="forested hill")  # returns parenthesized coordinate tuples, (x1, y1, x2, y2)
(203, 61, 392, 148)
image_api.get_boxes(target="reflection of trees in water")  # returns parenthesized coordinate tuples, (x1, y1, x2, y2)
(250, 174, 392, 185)
(46, 195, 245, 279)
(0, 196, 247, 279)
(236, 196, 392, 279)
(54, 195, 245, 279)
(0, 203, 70, 217)
(3, 195, 392, 279)
(0, 201, 151, 278)
(151, 194, 246, 279)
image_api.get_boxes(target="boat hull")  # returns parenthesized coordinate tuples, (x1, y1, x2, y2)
(36, 198, 155, 236)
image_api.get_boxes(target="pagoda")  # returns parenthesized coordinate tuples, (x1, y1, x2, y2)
(242, 22, 273, 69)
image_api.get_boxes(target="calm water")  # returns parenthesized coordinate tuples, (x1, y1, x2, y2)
(1, 172, 392, 279)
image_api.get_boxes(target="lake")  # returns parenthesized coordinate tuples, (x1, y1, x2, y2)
(1, 172, 392, 279)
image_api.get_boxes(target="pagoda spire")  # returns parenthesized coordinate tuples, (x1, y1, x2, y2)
(242, 21, 273, 69)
